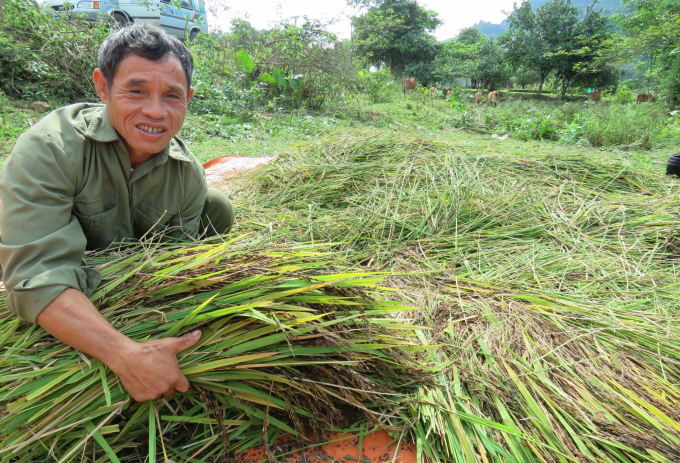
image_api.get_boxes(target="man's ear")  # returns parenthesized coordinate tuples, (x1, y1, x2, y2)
(93, 69, 109, 103)
(187, 86, 194, 103)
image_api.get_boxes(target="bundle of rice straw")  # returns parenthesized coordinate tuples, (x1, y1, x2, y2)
(0, 239, 430, 463)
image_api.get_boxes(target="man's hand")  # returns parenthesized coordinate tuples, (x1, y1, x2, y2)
(112, 331, 202, 402)
(37, 288, 201, 402)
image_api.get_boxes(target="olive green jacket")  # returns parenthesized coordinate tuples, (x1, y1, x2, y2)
(0, 103, 207, 323)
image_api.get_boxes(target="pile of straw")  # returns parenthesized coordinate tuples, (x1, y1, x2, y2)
(231, 128, 680, 462)
(0, 241, 429, 462)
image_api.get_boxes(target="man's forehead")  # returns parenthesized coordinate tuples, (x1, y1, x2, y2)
(116, 53, 188, 89)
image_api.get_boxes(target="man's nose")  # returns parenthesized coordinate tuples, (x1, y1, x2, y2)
(141, 94, 168, 119)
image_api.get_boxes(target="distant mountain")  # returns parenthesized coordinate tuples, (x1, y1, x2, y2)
(448, 0, 626, 41)
(530, 0, 625, 16)
(474, 19, 510, 38)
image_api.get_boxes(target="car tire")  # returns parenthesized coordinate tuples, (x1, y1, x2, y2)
(188, 29, 199, 41)
(110, 12, 130, 28)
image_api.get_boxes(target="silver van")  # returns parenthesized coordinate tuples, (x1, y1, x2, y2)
(43, 0, 208, 41)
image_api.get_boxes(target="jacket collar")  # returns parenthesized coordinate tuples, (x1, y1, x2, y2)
(82, 104, 192, 163)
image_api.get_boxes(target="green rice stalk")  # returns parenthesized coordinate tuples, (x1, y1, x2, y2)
(226, 128, 680, 462)
(0, 240, 431, 462)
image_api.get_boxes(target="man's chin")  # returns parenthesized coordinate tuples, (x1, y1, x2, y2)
(127, 138, 171, 157)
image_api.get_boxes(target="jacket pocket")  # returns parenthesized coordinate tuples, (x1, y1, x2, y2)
(72, 191, 120, 250)
(132, 200, 173, 239)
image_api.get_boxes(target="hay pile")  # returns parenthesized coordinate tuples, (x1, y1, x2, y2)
(0, 242, 430, 462)
(230, 128, 680, 462)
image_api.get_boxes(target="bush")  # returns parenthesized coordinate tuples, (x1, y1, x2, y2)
(0, 0, 106, 102)
(613, 84, 634, 104)
(445, 99, 679, 148)
(574, 103, 669, 146)
(188, 19, 358, 111)
(357, 69, 394, 103)
(0, 90, 9, 112)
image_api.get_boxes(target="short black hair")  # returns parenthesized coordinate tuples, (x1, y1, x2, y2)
(97, 22, 194, 89)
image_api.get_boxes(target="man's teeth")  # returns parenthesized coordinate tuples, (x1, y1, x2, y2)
(138, 125, 163, 133)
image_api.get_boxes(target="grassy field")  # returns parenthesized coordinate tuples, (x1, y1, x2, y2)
(1, 95, 680, 462)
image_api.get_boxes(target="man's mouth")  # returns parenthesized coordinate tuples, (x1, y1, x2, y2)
(136, 124, 165, 134)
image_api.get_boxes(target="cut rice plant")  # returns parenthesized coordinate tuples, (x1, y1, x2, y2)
(226, 128, 680, 462)
(401, 276, 680, 463)
(0, 240, 430, 462)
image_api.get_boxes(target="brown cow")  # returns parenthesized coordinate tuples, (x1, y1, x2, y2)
(587, 92, 601, 101)
(446, 90, 454, 98)
(636, 93, 656, 104)
(474, 91, 483, 104)
(403, 77, 416, 96)
(487, 91, 500, 107)
(429, 87, 437, 103)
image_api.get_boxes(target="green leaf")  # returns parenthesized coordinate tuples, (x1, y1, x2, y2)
(235, 50, 254, 73)
(272, 68, 288, 90)
(83, 422, 121, 463)
(148, 403, 156, 463)
(262, 72, 277, 85)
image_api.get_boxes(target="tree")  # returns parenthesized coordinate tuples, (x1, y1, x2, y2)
(431, 29, 484, 88)
(472, 38, 510, 91)
(502, 0, 581, 98)
(615, 0, 680, 106)
(350, 0, 441, 74)
(456, 26, 485, 45)
(551, 4, 614, 98)
(560, 0, 679, 106)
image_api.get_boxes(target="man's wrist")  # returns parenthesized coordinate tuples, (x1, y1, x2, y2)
(102, 336, 138, 376)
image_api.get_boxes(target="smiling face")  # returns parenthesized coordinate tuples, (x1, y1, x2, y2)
(93, 53, 194, 167)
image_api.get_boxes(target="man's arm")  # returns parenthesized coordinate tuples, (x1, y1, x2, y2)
(0, 131, 199, 402)
(37, 288, 202, 402)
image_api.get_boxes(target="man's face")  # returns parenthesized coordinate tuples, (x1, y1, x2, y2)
(93, 54, 194, 162)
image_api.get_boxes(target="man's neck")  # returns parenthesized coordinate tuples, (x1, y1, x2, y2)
(121, 139, 156, 169)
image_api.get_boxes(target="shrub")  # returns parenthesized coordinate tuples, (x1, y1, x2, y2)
(0, 0, 106, 102)
(613, 84, 634, 104)
(188, 19, 358, 111)
(357, 69, 394, 103)
(574, 104, 668, 146)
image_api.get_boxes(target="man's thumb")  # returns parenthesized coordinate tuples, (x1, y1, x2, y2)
(174, 330, 202, 353)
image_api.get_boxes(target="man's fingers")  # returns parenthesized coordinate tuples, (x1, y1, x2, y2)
(175, 374, 191, 393)
(173, 330, 202, 354)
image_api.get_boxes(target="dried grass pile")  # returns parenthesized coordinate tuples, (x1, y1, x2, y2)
(0, 241, 430, 462)
(229, 128, 680, 462)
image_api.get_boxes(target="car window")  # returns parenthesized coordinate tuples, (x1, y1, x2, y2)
(160, 0, 193, 9)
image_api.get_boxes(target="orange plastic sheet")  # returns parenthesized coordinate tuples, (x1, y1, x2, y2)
(234, 430, 419, 463)
(203, 155, 275, 187)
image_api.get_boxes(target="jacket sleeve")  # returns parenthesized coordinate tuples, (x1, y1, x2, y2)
(0, 133, 101, 323)
(165, 162, 207, 241)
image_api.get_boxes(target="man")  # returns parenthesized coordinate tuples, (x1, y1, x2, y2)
(0, 23, 233, 402)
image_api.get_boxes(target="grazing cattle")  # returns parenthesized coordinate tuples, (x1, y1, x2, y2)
(587, 91, 601, 101)
(474, 91, 484, 104)
(446, 90, 454, 98)
(429, 87, 437, 103)
(403, 77, 416, 96)
(636, 93, 656, 104)
(487, 91, 500, 107)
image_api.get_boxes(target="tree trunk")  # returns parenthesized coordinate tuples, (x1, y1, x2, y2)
(561, 78, 568, 100)
(537, 76, 545, 99)
(670, 52, 680, 110)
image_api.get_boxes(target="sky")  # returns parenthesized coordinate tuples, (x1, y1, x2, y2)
(208, 0, 518, 41)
